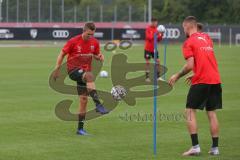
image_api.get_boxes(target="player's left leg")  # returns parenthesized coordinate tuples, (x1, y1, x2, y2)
(83, 72, 108, 114)
(68, 69, 90, 135)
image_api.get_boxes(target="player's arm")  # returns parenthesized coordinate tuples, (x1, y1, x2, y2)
(93, 42, 104, 62)
(53, 51, 66, 81)
(94, 52, 104, 62)
(185, 73, 194, 85)
(168, 57, 194, 86)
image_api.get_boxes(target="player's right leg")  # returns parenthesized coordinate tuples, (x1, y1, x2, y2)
(182, 84, 209, 156)
(183, 108, 201, 156)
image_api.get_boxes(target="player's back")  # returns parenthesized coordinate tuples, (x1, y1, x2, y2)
(183, 32, 221, 85)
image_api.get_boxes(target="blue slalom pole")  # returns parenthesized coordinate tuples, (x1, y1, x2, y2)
(163, 35, 168, 80)
(153, 33, 158, 155)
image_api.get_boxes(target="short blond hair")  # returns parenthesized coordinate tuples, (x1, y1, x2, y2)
(183, 16, 197, 26)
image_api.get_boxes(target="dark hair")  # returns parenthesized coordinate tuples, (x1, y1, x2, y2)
(151, 17, 158, 22)
(197, 22, 203, 31)
(184, 16, 197, 24)
(83, 22, 96, 31)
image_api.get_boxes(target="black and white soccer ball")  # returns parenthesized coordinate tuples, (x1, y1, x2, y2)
(157, 25, 166, 33)
(111, 85, 127, 101)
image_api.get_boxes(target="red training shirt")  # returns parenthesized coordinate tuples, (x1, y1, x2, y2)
(144, 25, 163, 53)
(62, 35, 100, 72)
(182, 32, 221, 85)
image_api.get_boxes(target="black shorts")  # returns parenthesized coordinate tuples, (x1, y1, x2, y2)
(144, 50, 159, 59)
(68, 69, 87, 95)
(186, 84, 222, 111)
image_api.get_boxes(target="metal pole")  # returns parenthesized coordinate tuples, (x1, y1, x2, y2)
(114, 6, 117, 22)
(219, 28, 221, 47)
(74, 6, 77, 23)
(129, 5, 132, 23)
(148, 0, 152, 22)
(144, 5, 146, 22)
(111, 22, 114, 40)
(100, 5, 103, 22)
(16, 0, 19, 22)
(49, 0, 52, 22)
(6, 0, 8, 22)
(0, 0, 2, 22)
(27, 0, 30, 22)
(38, 0, 41, 22)
(229, 28, 232, 48)
(112, 6, 117, 40)
(62, 0, 64, 22)
(86, 5, 89, 21)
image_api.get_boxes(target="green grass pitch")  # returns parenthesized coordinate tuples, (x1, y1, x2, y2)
(0, 43, 239, 160)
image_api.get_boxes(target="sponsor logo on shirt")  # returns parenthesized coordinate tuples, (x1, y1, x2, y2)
(197, 36, 208, 44)
(77, 46, 82, 53)
(90, 45, 95, 52)
(199, 46, 214, 52)
(77, 53, 94, 57)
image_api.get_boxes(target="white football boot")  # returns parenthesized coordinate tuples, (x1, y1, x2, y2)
(157, 77, 165, 81)
(145, 78, 151, 82)
(208, 147, 219, 155)
(182, 145, 201, 156)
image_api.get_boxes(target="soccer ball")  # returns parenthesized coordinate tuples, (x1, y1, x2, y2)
(111, 85, 127, 101)
(157, 25, 166, 33)
(99, 70, 108, 78)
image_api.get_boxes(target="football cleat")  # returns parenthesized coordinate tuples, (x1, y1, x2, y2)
(145, 78, 151, 82)
(96, 104, 109, 114)
(182, 146, 201, 156)
(208, 147, 219, 155)
(157, 77, 165, 81)
(76, 129, 89, 136)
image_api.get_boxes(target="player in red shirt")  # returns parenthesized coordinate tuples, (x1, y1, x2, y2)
(53, 22, 108, 135)
(144, 18, 164, 82)
(169, 16, 222, 156)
